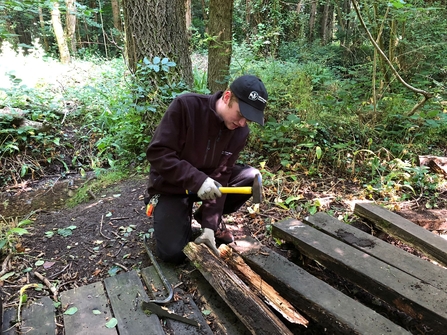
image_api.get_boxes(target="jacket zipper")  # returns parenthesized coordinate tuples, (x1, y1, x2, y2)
(211, 129, 222, 164)
(203, 139, 211, 165)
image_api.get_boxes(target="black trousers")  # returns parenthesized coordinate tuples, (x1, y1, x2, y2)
(152, 164, 260, 263)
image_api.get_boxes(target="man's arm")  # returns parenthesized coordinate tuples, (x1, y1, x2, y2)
(146, 98, 208, 193)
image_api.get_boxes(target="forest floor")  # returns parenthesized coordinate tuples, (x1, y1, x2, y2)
(1, 170, 447, 334)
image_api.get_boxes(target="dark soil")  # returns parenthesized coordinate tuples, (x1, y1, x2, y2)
(1, 173, 446, 334)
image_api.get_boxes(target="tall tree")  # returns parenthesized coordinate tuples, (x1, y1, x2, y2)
(207, 0, 233, 92)
(111, 0, 122, 31)
(65, 0, 77, 54)
(122, 0, 192, 86)
(51, 0, 70, 63)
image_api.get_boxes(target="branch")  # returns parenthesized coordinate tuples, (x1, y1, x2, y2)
(351, 0, 433, 115)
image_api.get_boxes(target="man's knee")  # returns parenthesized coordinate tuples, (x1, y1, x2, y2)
(156, 243, 186, 264)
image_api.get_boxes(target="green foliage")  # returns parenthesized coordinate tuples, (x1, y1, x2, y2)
(362, 157, 444, 202)
(0, 216, 32, 253)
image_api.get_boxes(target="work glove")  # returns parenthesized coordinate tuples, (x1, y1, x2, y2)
(197, 177, 222, 200)
(194, 228, 220, 256)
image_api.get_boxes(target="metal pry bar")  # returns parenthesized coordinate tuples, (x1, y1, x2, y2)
(143, 236, 174, 304)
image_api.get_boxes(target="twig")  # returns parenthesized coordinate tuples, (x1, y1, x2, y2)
(113, 241, 125, 257)
(99, 215, 112, 239)
(113, 262, 129, 272)
(110, 217, 130, 221)
(48, 263, 71, 280)
(33, 271, 58, 299)
(88, 190, 96, 199)
(0, 253, 13, 277)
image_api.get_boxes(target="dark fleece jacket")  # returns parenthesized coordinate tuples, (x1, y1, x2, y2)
(146, 91, 249, 230)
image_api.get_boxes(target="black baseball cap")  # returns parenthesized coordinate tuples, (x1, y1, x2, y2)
(230, 75, 268, 126)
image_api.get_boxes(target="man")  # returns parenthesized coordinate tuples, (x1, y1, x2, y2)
(146, 75, 268, 263)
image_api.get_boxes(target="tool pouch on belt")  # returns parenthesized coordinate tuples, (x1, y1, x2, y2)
(145, 194, 159, 217)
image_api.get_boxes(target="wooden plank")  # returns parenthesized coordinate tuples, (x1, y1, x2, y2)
(1, 308, 18, 335)
(141, 266, 213, 335)
(21, 296, 55, 335)
(354, 202, 447, 266)
(60, 282, 117, 335)
(187, 270, 251, 335)
(273, 218, 447, 333)
(103, 270, 164, 335)
(231, 237, 410, 335)
(141, 265, 175, 303)
(304, 212, 447, 292)
(184, 242, 294, 335)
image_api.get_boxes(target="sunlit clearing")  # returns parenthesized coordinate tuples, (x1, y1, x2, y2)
(0, 40, 67, 89)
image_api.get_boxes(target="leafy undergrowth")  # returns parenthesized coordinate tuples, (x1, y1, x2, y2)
(1, 168, 446, 333)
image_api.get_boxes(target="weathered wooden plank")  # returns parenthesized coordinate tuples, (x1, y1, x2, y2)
(60, 282, 117, 335)
(354, 202, 447, 266)
(141, 265, 175, 303)
(231, 237, 411, 335)
(21, 296, 55, 335)
(187, 270, 251, 335)
(103, 270, 164, 335)
(141, 265, 213, 335)
(304, 212, 447, 292)
(273, 218, 447, 333)
(184, 242, 293, 335)
(1, 308, 17, 335)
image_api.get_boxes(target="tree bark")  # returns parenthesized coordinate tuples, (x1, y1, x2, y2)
(122, 0, 192, 86)
(308, 0, 317, 43)
(38, 7, 50, 52)
(183, 242, 294, 335)
(207, 0, 233, 93)
(65, 0, 77, 54)
(51, 0, 70, 64)
(111, 0, 122, 31)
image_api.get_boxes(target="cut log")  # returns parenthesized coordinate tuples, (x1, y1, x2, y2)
(219, 244, 308, 327)
(183, 242, 293, 335)
(355, 202, 447, 266)
(0, 107, 50, 132)
(419, 155, 447, 176)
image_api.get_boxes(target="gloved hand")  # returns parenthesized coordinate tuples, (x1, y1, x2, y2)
(197, 177, 222, 200)
(194, 228, 220, 256)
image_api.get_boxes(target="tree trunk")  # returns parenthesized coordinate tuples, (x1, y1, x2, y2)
(111, 0, 122, 31)
(51, 0, 70, 64)
(207, 0, 233, 93)
(38, 7, 50, 52)
(308, 0, 317, 43)
(321, 2, 329, 44)
(65, 0, 77, 54)
(122, 0, 192, 86)
(185, 0, 191, 32)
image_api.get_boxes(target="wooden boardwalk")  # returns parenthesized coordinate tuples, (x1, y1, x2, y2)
(1, 264, 217, 335)
(2, 202, 446, 334)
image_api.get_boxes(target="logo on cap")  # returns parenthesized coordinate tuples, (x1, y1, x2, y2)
(248, 91, 267, 104)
